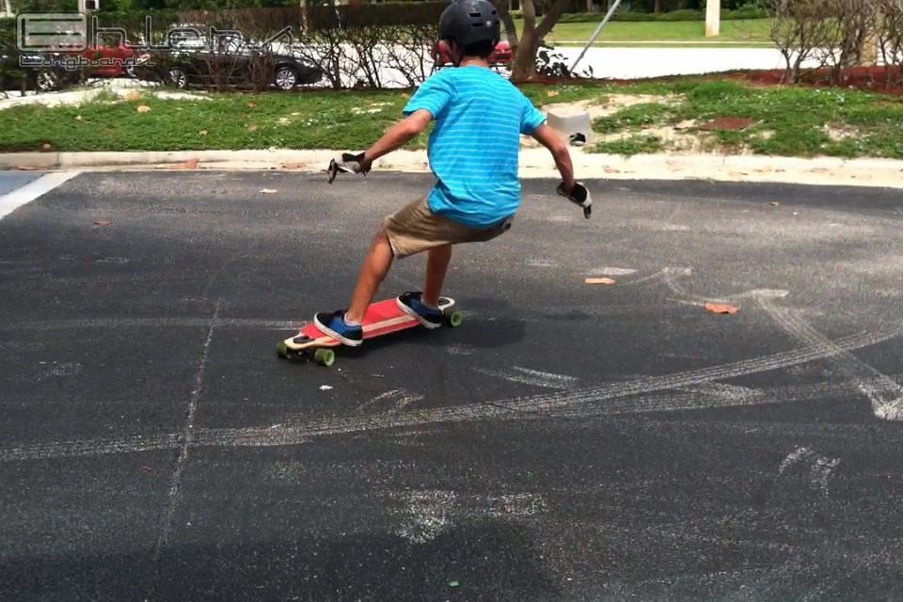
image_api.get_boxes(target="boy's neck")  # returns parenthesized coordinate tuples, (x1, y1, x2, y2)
(458, 56, 490, 69)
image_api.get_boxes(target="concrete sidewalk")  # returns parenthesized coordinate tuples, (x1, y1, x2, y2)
(2, 148, 901, 189)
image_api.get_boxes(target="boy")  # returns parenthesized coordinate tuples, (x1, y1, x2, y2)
(314, 0, 591, 346)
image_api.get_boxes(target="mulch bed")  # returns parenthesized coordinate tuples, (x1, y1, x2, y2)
(726, 65, 903, 96)
(525, 65, 903, 97)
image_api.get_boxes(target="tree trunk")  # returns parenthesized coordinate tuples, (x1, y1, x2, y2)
(511, 0, 538, 81)
(493, 0, 520, 49)
(508, 0, 572, 83)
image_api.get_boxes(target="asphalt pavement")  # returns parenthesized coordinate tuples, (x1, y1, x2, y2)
(0, 170, 901, 601)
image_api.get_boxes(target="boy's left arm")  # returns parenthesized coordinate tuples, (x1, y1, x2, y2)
(328, 110, 432, 182)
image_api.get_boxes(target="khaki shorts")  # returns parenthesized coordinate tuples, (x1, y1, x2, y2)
(383, 197, 513, 259)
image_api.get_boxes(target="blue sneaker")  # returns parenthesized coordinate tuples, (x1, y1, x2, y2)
(314, 310, 363, 346)
(397, 291, 443, 329)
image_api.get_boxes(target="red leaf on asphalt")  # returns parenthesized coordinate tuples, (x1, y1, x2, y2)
(705, 302, 739, 314)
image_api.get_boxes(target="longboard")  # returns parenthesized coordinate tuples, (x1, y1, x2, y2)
(276, 296, 462, 366)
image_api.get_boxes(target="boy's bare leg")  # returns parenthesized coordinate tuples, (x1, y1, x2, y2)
(344, 228, 394, 323)
(422, 244, 452, 307)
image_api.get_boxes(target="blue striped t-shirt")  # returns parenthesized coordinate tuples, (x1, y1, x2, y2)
(402, 66, 546, 228)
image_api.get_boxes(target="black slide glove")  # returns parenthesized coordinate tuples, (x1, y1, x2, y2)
(327, 152, 370, 184)
(557, 181, 592, 219)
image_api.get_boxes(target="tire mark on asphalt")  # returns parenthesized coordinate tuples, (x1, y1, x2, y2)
(0, 327, 897, 463)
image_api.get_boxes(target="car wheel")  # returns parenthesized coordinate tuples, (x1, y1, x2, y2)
(274, 65, 297, 90)
(168, 67, 187, 88)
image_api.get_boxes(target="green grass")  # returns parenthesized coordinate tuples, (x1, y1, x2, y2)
(0, 78, 899, 159)
(595, 134, 664, 155)
(586, 80, 902, 158)
(0, 89, 422, 152)
(514, 18, 773, 45)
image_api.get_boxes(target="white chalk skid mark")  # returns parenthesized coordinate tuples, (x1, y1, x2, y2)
(659, 267, 789, 305)
(446, 343, 476, 355)
(675, 382, 765, 403)
(0, 328, 898, 463)
(778, 446, 841, 497)
(155, 299, 220, 561)
(0, 171, 81, 220)
(526, 258, 559, 267)
(593, 267, 638, 276)
(757, 296, 902, 421)
(0, 317, 299, 333)
(358, 389, 424, 413)
(473, 366, 578, 389)
(387, 489, 547, 544)
(390, 489, 455, 544)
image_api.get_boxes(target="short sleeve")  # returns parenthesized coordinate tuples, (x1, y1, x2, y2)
(403, 73, 453, 119)
(519, 95, 546, 135)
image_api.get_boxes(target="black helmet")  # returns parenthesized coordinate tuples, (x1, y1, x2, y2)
(439, 0, 500, 49)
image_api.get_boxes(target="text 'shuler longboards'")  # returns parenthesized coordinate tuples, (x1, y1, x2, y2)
(276, 297, 462, 366)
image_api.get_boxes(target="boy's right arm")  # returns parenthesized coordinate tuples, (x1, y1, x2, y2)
(531, 123, 592, 219)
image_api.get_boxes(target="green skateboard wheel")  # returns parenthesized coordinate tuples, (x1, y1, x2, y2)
(446, 311, 464, 328)
(276, 341, 289, 358)
(313, 348, 335, 367)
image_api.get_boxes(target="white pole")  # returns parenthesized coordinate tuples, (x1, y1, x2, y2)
(569, 0, 622, 72)
(705, 0, 720, 37)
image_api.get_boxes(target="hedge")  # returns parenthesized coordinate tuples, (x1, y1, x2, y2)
(520, 8, 770, 23)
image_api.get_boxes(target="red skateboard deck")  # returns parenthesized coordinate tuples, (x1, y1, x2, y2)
(276, 296, 461, 366)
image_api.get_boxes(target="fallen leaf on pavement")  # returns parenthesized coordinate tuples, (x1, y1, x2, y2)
(260, 188, 277, 194)
(705, 302, 738, 314)
(585, 277, 615, 285)
(184, 158, 199, 169)
(769, 201, 780, 206)
(94, 219, 112, 227)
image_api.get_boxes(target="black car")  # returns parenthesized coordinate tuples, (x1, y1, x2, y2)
(140, 36, 323, 91)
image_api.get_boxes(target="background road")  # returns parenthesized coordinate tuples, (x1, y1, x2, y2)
(0, 171, 901, 601)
